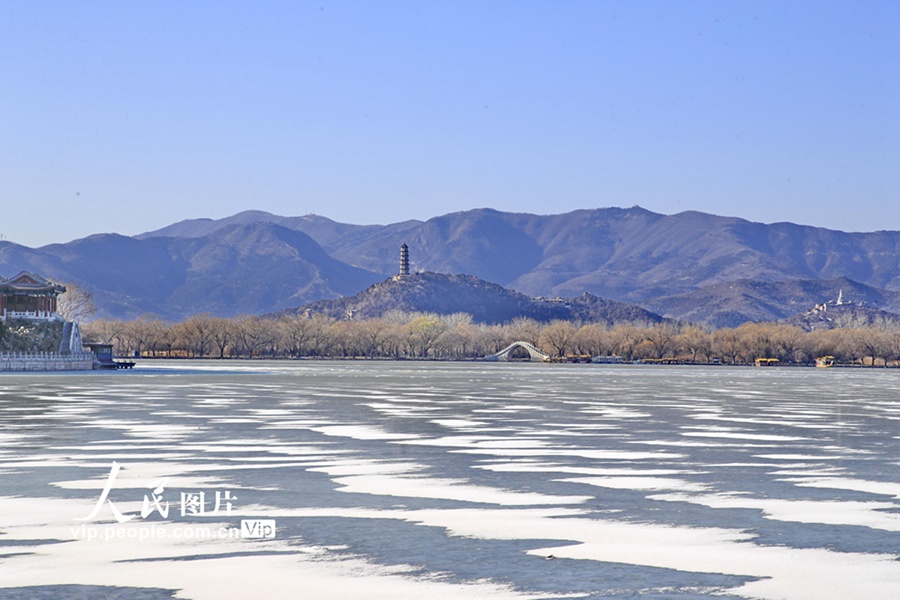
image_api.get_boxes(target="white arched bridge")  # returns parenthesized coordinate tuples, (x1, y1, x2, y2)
(483, 341, 550, 362)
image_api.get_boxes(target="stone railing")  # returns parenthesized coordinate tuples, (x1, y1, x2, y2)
(0, 351, 94, 372)
(1, 310, 61, 321)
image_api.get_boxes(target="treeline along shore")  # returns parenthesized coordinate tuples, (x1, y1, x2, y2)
(81, 311, 900, 367)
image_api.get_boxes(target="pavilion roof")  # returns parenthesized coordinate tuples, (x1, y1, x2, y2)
(0, 271, 66, 294)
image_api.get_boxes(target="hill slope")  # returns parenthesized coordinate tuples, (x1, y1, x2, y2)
(1, 223, 381, 319)
(645, 277, 900, 328)
(282, 272, 663, 325)
(786, 302, 900, 331)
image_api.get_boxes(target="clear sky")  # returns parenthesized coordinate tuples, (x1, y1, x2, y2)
(1, 1, 897, 247)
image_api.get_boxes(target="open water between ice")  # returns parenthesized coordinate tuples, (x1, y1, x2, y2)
(0, 360, 898, 599)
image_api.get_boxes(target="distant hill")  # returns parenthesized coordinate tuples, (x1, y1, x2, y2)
(645, 277, 900, 328)
(786, 302, 900, 331)
(278, 272, 664, 325)
(1, 223, 380, 320)
(137, 210, 391, 249)
(565, 292, 666, 325)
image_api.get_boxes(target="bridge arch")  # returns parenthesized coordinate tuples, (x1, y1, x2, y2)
(484, 341, 550, 362)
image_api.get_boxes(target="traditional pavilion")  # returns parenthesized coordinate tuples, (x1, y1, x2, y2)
(0, 271, 66, 321)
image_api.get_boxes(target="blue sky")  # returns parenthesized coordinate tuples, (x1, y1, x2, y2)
(1, 1, 897, 247)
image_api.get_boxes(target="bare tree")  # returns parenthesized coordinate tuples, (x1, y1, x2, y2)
(119, 314, 164, 357)
(402, 315, 448, 358)
(355, 319, 391, 358)
(177, 313, 215, 357)
(232, 316, 277, 358)
(610, 323, 643, 361)
(885, 329, 900, 367)
(713, 328, 742, 364)
(57, 283, 97, 322)
(306, 315, 336, 357)
(277, 314, 315, 357)
(209, 318, 234, 358)
(507, 317, 541, 346)
(539, 320, 578, 357)
(850, 328, 890, 367)
(644, 322, 680, 359)
(82, 319, 124, 347)
(771, 324, 805, 363)
(677, 325, 712, 363)
(738, 323, 777, 362)
(572, 324, 611, 357)
(328, 321, 358, 357)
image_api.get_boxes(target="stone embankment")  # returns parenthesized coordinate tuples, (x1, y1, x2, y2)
(0, 352, 94, 372)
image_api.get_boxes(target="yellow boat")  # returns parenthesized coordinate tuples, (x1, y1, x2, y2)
(815, 356, 835, 368)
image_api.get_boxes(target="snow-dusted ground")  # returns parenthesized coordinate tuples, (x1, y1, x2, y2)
(0, 361, 898, 599)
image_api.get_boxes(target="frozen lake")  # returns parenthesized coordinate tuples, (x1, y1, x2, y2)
(0, 361, 898, 599)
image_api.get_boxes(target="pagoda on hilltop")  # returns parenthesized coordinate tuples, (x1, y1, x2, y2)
(808, 288, 857, 315)
(394, 243, 411, 281)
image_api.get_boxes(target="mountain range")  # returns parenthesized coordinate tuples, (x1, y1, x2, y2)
(0, 223, 379, 320)
(3, 206, 900, 325)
